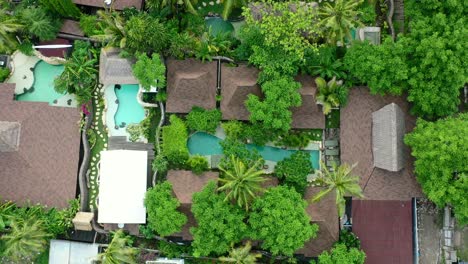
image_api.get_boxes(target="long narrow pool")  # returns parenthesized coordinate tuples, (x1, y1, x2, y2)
(187, 132, 320, 170)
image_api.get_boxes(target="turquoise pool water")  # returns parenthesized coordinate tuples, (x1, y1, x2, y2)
(16, 61, 64, 103)
(114, 84, 145, 128)
(188, 132, 320, 169)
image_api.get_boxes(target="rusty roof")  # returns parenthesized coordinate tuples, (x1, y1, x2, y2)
(352, 200, 413, 264)
(0, 84, 81, 209)
(291, 75, 325, 129)
(166, 170, 219, 204)
(166, 59, 217, 113)
(72, 0, 143, 10)
(296, 186, 339, 257)
(340, 88, 422, 200)
(37, 38, 71, 58)
(220, 64, 261, 120)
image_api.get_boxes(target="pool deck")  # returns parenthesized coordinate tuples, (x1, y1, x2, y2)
(7, 51, 77, 108)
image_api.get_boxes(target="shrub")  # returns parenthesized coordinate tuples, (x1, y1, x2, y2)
(0, 67, 10, 82)
(125, 13, 170, 54)
(132, 53, 166, 91)
(126, 124, 142, 142)
(316, 243, 366, 264)
(221, 121, 246, 141)
(162, 115, 189, 166)
(144, 182, 187, 237)
(79, 15, 104, 36)
(18, 41, 34, 56)
(275, 152, 313, 195)
(186, 107, 222, 134)
(276, 131, 312, 149)
(339, 230, 361, 249)
(152, 154, 168, 173)
(219, 139, 264, 171)
(187, 155, 209, 175)
(39, 0, 81, 19)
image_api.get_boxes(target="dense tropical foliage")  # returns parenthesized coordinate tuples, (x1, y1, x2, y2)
(405, 113, 468, 224)
(186, 107, 222, 134)
(162, 115, 190, 166)
(96, 230, 138, 264)
(275, 151, 313, 195)
(132, 53, 166, 91)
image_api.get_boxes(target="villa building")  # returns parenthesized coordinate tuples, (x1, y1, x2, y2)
(0, 83, 81, 208)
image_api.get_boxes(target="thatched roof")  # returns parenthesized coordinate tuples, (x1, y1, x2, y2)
(0, 121, 21, 152)
(220, 64, 261, 120)
(372, 103, 406, 171)
(296, 186, 339, 257)
(99, 48, 138, 85)
(0, 84, 81, 208)
(72, 0, 143, 10)
(60, 20, 84, 37)
(166, 59, 217, 113)
(340, 88, 422, 200)
(291, 75, 325, 129)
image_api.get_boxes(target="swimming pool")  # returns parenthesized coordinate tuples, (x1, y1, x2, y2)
(16, 61, 64, 104)
(188, 132, 320, 170)
(114, 84, 145, 129)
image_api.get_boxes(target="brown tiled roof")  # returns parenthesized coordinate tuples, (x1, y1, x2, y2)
(166, 59, 217, 113)
(37, 38, 71, 58)
(291, 75, 325, 129)
(352, 200, 413, 264)
(166, 170, 219, 204)
(340, 88, 422, 200)
(60, 19, 84, 37)
(296, 186, 339, 257)
(220, 64, 261, 120)
(99, 48, 138, 85)
(72, 0, 143, 10)
(0, 84, 81, 209)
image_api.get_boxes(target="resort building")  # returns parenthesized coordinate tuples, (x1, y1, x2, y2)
(166, 170, 219, 241)
(340, 88, 422, 263)
(0, 83, 81, 208)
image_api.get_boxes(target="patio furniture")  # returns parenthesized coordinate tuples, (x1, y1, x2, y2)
(325, 148, 340, 156)
(325, 140, 339, 148)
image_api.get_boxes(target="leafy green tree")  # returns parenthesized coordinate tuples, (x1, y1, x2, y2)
(315, 77, 348, 115)
(316, 243, 366, 264)
(187, 155, 209, 175)
(246, 78, 302, 134)
(162, 115, 190, 166)
(219, 139, 264, 171)
(249, 186, 318, 256)
(96, 230, 138, 264)
(0, 9, 23, 53)
(0, 67, 10, 82)
(186, 107, 222, 134)
(152, 154, 169, 174)
(405, 114, 468, 224)
(304, 46, 347, 80)
(318, 0, 364, 45)
(344, 38, 408, 96)
(222, 121, 247, 141)
(243, 0, 320, 60)
(39, 0, 81, 19)
(275, 152, 313, 195)
(1, 218, 50, 262)
(132, 53, 166, 91)
(219, 241, 261, 264)
(91, 11, 126, 49)
(191, 181, 248, 257)
(218, 155, 265, 211)
(312, 161, 364, 217)
(79, 15, 104, 37)
(54, 41, 98, 105)
(145, 0, 197, 14)
(144, 182, 187, 237)
(19, 7, 61, 41)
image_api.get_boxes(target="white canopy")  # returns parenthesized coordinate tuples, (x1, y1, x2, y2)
(49, 239, 99, 264)
(98, 150, 147, 224)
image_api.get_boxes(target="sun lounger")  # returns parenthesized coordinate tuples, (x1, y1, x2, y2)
(325, 148, 340, 156)
(325, 140, 339, 148)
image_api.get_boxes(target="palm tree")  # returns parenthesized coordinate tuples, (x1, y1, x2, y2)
(221, 0, 248, 20)
(1, 217, 50, 262)
(219, 241, 261, 264)
(0, 9, 23, 53)
(311, 161, 364, 217)
(315, 76, 342, 115)
(96, 230, 138, 264)
(145, 0, 197, 15)
(91, 10, 126, 49)
(218, 156, 266, 211)
(318, 0, 364, 45)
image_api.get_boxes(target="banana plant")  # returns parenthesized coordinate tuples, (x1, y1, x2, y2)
(315, 76, 342, 115)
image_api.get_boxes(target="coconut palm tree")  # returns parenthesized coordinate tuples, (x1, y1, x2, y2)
(311, 161, 364, 217)
(219, 241, 261, 264)
(96, 230, 138, 264)
(0, 9, 23, 53)
(221, 0, 248, 20)
(91, 10, 126, 49)
(1, 217, 50, 262)
(318, 0, 364, 45)
(315, 76, 342, 115)
(218, 155, 266, 211)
